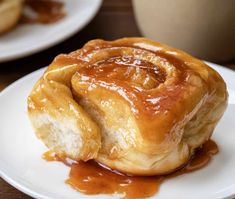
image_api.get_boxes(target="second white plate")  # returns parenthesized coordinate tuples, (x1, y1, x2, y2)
(0, 0, 102, 63)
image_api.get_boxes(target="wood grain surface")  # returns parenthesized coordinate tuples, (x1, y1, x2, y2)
(0, 0, 234, 198)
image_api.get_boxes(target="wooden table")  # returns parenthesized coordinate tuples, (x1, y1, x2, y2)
(0, 0, 234, 198)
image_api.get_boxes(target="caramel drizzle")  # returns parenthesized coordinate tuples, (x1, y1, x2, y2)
(21, 0, 65, 24)
(43, 139, 218, 199)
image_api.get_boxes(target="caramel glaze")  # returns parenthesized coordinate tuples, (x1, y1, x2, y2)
(43, 139, 218, 199)
(75, 48, 189, 119)
(21, 0, 65, 24)
(72, 46, 194, 143)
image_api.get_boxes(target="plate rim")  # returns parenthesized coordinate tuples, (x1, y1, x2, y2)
(0, 0, 102, 63)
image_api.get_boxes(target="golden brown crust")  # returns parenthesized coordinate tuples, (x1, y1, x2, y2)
(28, 37, 228, 175)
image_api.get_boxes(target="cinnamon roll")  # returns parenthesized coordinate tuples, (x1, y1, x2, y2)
(0, 0, 23, 34)
(28, 38, 228, 175)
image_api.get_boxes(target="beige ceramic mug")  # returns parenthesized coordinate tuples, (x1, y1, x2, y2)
(132, 0, 235, 62)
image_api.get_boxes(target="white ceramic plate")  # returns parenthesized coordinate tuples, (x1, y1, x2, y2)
(0, 62, 235, 199)
(0, 0, 102, 63)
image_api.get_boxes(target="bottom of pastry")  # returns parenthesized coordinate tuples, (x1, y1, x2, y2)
(43, 139, 218, 199)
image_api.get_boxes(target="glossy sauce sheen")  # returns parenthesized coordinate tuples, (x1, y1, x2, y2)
(76, 50, 188, 119)
(82, 56, 167, 86)
(21, 0, 65, 24)
(43, 139, 218, 199)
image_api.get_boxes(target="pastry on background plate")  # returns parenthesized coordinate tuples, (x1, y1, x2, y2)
(28, 37, 228, 176)
(0, 0, 23, 34)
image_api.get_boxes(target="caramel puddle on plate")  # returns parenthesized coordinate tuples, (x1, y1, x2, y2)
(43, 140, 218, 199)
(21, 0, 66, 24)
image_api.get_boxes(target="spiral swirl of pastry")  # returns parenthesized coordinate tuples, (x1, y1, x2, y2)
(28, 38, 227, 175)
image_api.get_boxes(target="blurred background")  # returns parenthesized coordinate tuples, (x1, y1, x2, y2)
(0, 0, 234, 197)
